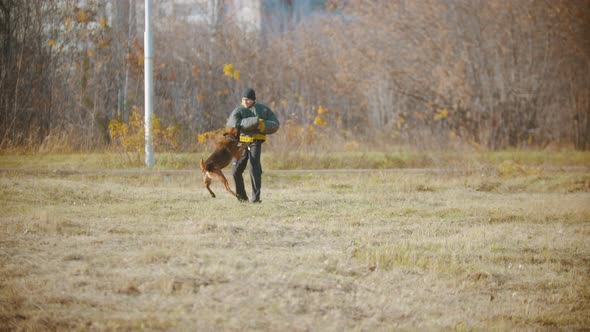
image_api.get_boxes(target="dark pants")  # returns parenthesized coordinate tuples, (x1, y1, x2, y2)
(232, 141, 263, 202)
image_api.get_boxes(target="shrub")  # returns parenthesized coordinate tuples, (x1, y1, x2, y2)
(108, 106, 180, 165)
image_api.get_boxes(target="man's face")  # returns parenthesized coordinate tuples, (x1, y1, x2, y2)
(241, 98, 255, 108)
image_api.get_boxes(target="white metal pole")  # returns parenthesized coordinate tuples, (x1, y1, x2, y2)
(144, 0, 154, 168)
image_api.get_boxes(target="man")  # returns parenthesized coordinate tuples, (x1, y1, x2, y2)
(226, 87, 280, 203)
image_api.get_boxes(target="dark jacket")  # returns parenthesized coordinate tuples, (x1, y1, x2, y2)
(226, 103, 280, 142)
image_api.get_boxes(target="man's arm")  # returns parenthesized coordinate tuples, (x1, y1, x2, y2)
(237, 116, 260, 131)
(226, 107, 243, 128)
(260, 107, 279, 134)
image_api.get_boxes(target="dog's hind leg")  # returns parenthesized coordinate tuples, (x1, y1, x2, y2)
(200, 159, 216, 198)
(204, 173, 216, 198)
(209, 169, 237, 197)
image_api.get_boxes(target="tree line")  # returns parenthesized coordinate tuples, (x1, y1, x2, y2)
(1, 0, 588, 152)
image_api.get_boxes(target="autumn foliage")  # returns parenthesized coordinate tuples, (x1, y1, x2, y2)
(0, 0, 589, 152)
(108, 107, 180, 164)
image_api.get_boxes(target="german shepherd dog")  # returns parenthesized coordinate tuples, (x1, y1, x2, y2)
(199, 128, 245, 198)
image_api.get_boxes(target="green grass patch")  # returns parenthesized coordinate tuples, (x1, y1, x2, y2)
(354, 242, 468, 275)
(1, 149, 589, 171)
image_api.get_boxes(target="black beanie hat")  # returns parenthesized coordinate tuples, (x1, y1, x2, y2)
(241, 87, 256, 100)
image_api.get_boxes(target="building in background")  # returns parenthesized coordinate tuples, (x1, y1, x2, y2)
(133, 0, 327, 36)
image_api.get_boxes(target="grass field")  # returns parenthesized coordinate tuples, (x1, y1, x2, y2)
(1, 152, 589, 330)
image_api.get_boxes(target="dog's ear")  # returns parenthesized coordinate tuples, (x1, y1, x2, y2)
(229, 127, 238, 136)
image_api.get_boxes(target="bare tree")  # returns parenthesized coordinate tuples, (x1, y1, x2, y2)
(0, 0, 588, 151)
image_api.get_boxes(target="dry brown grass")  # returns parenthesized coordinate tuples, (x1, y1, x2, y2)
(1, 167, 589, 330)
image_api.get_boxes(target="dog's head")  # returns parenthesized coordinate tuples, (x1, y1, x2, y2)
(223, 127, 240, 144)
(226, 127, 239, 138)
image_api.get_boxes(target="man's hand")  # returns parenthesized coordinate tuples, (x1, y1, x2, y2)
(257, 118, 266, 133)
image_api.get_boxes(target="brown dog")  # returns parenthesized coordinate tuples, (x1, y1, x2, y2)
(199, 128, 245, 198)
